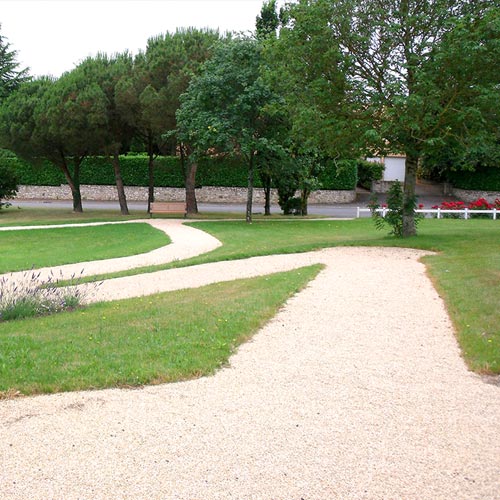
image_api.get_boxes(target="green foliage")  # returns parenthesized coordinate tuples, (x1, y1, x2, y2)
(448, 167, 500, 191)
(272, 0, 500, 236)
(131, 28, 222, 151)
(369, 182, 406, 237)
(0, 162, 18, 208)
(0, 26, 29, 103)
(5, 153, 358, 190)
(1, 156, 62, 185)
(256, 0, 279, 39)
(264, 0, 354, 158)
(357, 160, 384, 189)
(318, 159, 357, 190)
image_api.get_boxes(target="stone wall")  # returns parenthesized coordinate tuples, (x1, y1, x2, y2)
(451, 188, 500, 204)
(371, 180, 396, 194)
(15, 185, 357, 204)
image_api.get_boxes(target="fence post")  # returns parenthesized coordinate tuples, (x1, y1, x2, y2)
(464, 208, 469, 220)
(437, 208, 441, 219)
(494, 208, 497, 221)
(357, 207, 360, 218)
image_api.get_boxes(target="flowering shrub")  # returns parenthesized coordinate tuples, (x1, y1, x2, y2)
(430, 198, 499, 219)
(431, 200, 466, 218)
(0, 269, 101, 322)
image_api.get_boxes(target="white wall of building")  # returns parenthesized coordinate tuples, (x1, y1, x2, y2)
(366, 156, 406, 182)
(383, 156, 406, 181)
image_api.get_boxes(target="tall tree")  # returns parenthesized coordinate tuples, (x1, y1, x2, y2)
(0, 78, 88, 213)
(256, 0, 280, 40)
(177, 38, 286, 223)
(334, 0, 497, 235)
(140, 28, 221, 214)
(31, 70, 109, 212)
(73, 53, 135, 215)
(264, 0, 355, 159)
(276, 0, 499, 236)
(422, 6, 500, 178)
(256, 0, 281, 215)
(0, 25, 29, 103)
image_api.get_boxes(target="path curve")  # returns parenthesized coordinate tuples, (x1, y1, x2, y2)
(0, 226, 499, 499)
(1, 219, 221, 282)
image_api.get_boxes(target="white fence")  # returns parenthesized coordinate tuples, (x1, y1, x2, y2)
(357, 207, 499, 220)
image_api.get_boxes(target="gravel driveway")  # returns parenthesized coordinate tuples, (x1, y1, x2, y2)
(1, 221, 499, 499)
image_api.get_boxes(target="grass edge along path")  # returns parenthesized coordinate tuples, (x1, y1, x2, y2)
(0, 223, 170, 274)
(60, 218, 500, 376)
(0, 265, 323, 397)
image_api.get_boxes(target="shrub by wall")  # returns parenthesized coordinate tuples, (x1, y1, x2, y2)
(357, 159, 384, 189)
(1, 157, 64, 186)
(5, 154, 358, 190)
(448, 167, 500, 191)
(318, 159, 358, 190)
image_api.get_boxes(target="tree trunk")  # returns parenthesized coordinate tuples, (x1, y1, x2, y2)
(246, 153, 255, 224)
(59, 154, 83, 213)
(111, 151, 129, 215)
(147, 141, 155, 214)
(261, 172, 272, 216)
(300, 188, 309, 216)
(180, 144, 198, 215)
(402, 152, 418, 237)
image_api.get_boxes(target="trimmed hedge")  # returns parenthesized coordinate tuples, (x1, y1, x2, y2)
(318, 159, 358, 190)
(1, 157, 64, 186)
(448, 167, 500, 191)
(5, 154, 357, 190)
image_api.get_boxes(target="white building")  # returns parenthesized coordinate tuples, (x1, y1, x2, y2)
(366, 155, 406, 182)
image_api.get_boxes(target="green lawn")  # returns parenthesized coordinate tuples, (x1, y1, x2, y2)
(190, 219, 500, 374)
(0, 206, 147, 226)
(84, 218, 500, 374)
(0, 266, 322, 396)
(0, 223, 170, 273)
(1, 214, 499, 397)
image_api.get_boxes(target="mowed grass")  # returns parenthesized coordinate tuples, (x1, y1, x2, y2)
(0, 265, 322, 396)
(87, 218, 500, 374)
(0, 211, 500, 393)
(1, 212, 499, 396)
(189, 219, 500, 374)
(0, 206, 147, 226)
(0, 223, 170, 273)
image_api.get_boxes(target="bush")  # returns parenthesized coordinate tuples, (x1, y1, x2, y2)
(5, 153, 358, 190)
(369, 182, 421, 237)
(0, 270, 101, 322)
(448, 167, 500, 191)
(1, 157, 63, 185)
(357, 160, 384, 189)
(0, 163, 19, 209)
(317, 159, 358, 190)
(431, 197, 500, 219)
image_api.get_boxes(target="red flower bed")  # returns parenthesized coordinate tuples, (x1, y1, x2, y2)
(429, 197, 499, 219)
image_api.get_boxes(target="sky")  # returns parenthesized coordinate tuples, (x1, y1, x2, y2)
(1, 0, 277, 78)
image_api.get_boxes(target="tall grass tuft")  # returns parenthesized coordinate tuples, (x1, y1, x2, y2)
(0, 269, 101, 321)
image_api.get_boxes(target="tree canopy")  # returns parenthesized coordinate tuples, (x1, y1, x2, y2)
(272, 0, 500, 236)
(177, 37, 288, 222)
(0, 25, 29, 103)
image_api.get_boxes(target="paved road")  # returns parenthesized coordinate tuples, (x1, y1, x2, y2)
(11, 188, 453, 219)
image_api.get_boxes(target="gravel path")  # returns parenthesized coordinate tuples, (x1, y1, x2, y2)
(1, 219, 221, 282)
(1, 222, 499, 499)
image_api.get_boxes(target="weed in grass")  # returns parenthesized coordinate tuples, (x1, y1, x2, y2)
(0, 269, 101, 322)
